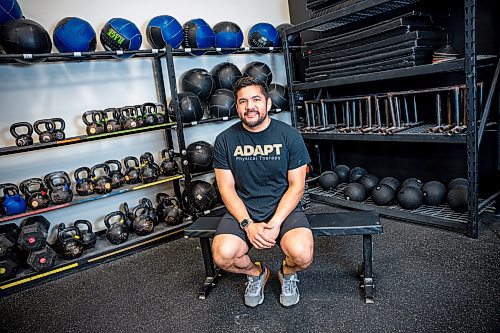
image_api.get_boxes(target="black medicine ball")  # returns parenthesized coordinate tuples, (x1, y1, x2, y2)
(209, 89, 236, 118)
(333, 164, 350, 183)
(379, 176, 400, 191)
(243, 61, 273, 86)
(0, 18, 52, 60)
(401, 177, 424, 190)
(397, 186, 423, 210)
(186, 141, 214, 173)
(180, 68, 215, 101)
(422, 181, 446, 206)
(182, 180, 218, 213)
(447, 186, 468, 213)
(210, 62, 242, 90)
(348, 166, 367, 183)
(344, 183, 366, 202)
(268, 83, 289, 111)
(318, 171, 339, 190)
(371, 184, 395, 206)
(358, 174, 379, 193)
(448, 178, 468, 190)
(169, 91, 204, 123)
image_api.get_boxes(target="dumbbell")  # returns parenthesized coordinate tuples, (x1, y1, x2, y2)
(17, 216, 51, 252)
(27, 245, 56, 272)
(0, 223, 21, 257)
(0, 246, 27, 281)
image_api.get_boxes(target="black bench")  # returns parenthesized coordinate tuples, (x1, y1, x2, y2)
(184, 210, 383, 303)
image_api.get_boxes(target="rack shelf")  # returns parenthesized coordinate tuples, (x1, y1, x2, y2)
(0, 174, 184, 223)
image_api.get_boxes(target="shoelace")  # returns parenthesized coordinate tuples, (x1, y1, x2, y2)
(245, 276, 262, 296)
(282, 275, 299, 296)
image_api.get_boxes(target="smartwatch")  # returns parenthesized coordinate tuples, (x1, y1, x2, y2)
(239, 218, 253, 230)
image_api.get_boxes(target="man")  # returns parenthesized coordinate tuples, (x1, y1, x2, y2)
(212, 76, 313, 307)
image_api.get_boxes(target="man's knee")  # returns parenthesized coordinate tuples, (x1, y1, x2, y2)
(281, 229, 314, 269)
(288, 244, 314, 269)
(212, 235, 246, 269)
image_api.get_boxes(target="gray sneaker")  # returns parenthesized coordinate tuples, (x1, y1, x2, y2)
(244, 263, 270, 307)
(278, 269, 300, 307)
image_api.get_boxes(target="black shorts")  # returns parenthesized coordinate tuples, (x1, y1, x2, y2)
(214, 208, 311, 247)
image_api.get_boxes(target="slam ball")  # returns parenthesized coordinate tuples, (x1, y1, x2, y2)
(182, 18, 214, 55)
(100, 18, 142, 58)
(146, 15, 183, 49)
(318, 171, 339, 190)
(210, 62, 242, 90)
(422, 181, 446, 206)
(186, 141, 214, 173)
(180, 68, 215, 102)
(447, 186, 468, 213)
(169, 91, 204, 123)
(213, 21, 243, 53)
(348, 166, 367, 183)
(397, 187, 423, 210)
(268, 83, 289, 111)
(248, 22, 279, 48)
(53, 17, 96, 53)
(276, 23, 302, 47)
(379, 176, 400, 191)
(358, 174, 379, 193)
(0, 0, 22, 25)
(243, 61, 273, 86)
(344, 183, 366, 202)
(401, 177, 423, 189)
(333, 164, 350, 183)
(209, 89, 236, 118)
(371, 184, 395, 206)
(448, 177, 468, 190)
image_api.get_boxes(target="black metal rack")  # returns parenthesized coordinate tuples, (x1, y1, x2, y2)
(283, 0, 499, 237)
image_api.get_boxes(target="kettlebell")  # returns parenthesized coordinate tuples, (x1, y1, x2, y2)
(124, 156, 141, 184)
(56, 225, 84, 260)
(139, 198, 158, 225)
(120, 106, 139, 130)
(133, 105, 145, 127)
(82, 110, 105, 136)
(10, 122, 34, 147)
(103, 108, 122, 132)
(160, 149, 179, 176)
(91, 163, 113, 195)
(139, 152, 160, 183)
(155, 103, 167, 124)
(74, 220, 96, 250)
(44, 171, 73, 205)
(156, 193, 182, 226)
(104, 211, 129, 245)
(122, 202, 135, 231)
(132, 204, 155, 236)
(74, 167, 94, 196)
(19, 178, 50, 210)
(51, 118, 66, 141)
(141, 102, 158, 126)
(0, 183, 28, 215)
(34, 119, 56, 143)
(106, 160, 126, 189)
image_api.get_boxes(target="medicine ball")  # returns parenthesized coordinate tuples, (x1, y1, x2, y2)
(0, 0, 22, 25)
(401, 177, 423, 190)
(379, 176, 400, 191)
(182, 18, 214, 55)
(333, 164, 350, 183)
(397, 186, 423, 210)
(268, 83, 289, 111)
(210, 62, 242, 90)
(169, 91, 204, 123)
(100, 18, 142, 58)
(0, 19, 52, 60)
(358, 174, 379, 193)
(318, 171, 339, 190)
(212, 179, 224, 204)
(53, 17, 96, 53)
(209, 89, 236, 118)
(371, 184, 395, 206)
(348, 166, 367, 183)
(213, 21, 243, 53)
(276, 23, 301, 47)
(422, 181, 446, 206)
(182, 180, 218, 213)
(447, 186, 468, 213)
(180, 68, 215, 102)
(186, 141, 214, 173)
(146, 15, 183, 49)
(243, 61, 273, 86)
(248, 22, 279, 48)
(344, 183, 366, 202)
(448, 177, 468, 190)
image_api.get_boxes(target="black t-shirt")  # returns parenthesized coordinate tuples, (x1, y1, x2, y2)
(213, 119, 311, 221)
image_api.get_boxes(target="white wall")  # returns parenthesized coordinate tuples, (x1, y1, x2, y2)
(0, 0, 291, 238)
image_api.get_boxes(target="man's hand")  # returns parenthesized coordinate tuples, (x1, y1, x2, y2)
(262, 223, 280, 243)
(246, 222, 276, 249)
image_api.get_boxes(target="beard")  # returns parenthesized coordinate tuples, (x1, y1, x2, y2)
(239, 109, 267, 128)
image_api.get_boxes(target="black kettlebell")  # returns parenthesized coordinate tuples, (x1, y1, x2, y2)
(122, 202, 135, 231)
(74, 220, 96, 250)
(44, 171, 73, 204)
(120, 106, 139, 130)
(124, 156, 141, 184)
(156, 193, 182, 226)
(132, 204, 155, 236)
(106, 160, 126, 189)
(19, 178, 50, 210)
(74, 167, 94, 196)
(160, 149, 179, 176)
(155, 103, 167, 124)
(0, 183, 28, 215)
(133, 105, 145, 127)
(103, 108, 122, 132)
(34, 119, 56, 143)
(104, 211, 129, 245)
(51, 118, 66, 141)
(10, 122, 34, 147)
(56, 225, 84, 260)
(91, 164, 113, 195)
(139, 198, 158, 225)
(141, 102, 158, 126)
(139, 152, 160, 183)
(82, 110, 105, 136)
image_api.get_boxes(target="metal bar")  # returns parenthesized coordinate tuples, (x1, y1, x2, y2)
(321, 100, 328, 127)
(478, 190, 500, 210)
(478, 59, 500, 145)
(454, 87, 460, 125)
(282, 36, 298, 128)
(200, 238, 215, 278)
(413, 95, 418, 123)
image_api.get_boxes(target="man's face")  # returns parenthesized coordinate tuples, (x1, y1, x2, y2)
(235, 85, 271, 129)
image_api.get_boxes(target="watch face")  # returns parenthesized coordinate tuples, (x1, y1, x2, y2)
(240, 219, 250, 228)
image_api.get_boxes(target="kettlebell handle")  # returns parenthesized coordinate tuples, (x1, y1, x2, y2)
(124, 156, 140, 168)
(74, 219, 93, 233)
(44, 171, 71, 189)
(74, 167, 91, 182)
(82, 110, 104, 125)
(104, 211, 125, 229)
(160, 148, 175, 160)
(33, 119, 56, 135)
(132, 204, 149, 217)
(19, 178, 45, 195)
(140, 198, 154, 209)
(140, 152, 155, 165)
(57, 225, 81, 244)
(0, 183, 20, 197)
(91, 163, 111, 178)
(9, 122, 33, 138)
(105, 160, 123, 173)
(156, 192, 169, 204)
(141, 102, 157, 116)
(51, 118, 65, 131)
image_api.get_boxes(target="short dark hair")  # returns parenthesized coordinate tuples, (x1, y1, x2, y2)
(234, 77, 269, 100)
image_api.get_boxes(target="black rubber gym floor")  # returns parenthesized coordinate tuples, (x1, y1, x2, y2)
(1, 203, 499, 333)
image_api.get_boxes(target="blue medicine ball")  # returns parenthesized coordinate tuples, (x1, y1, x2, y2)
(0, 0, 22, 25)
(248, 22, 279, 48)
(146, 15, 183, 49)
(182, 18, 214, 55)
(213, 21, 243, 54)
(100, 18, 142, 58)
(53, 17, 96, 53)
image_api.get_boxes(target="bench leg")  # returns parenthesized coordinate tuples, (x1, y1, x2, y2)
(198, 237, 222, 300)
(361, 234, 375, 304)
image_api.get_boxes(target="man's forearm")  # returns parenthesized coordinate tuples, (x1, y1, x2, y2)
(268, 184, 304, 228)
(220, 187, 251, 223)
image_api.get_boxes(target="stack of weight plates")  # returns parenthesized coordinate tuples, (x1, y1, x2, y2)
(304, 11, 446, 82)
